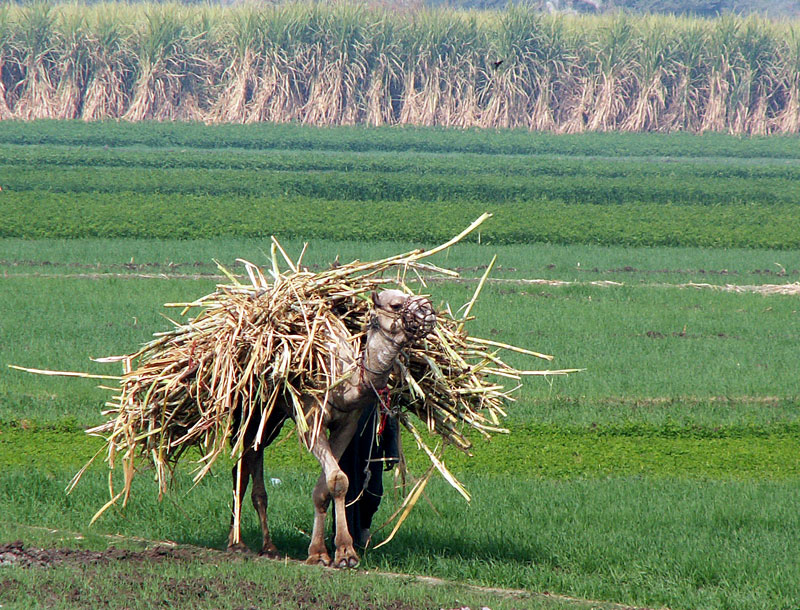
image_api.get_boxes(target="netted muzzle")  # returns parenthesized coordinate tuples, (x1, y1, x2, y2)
(401, 296, 436, 340)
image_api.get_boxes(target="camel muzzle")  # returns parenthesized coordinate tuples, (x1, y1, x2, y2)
(401, 296, 436, 340)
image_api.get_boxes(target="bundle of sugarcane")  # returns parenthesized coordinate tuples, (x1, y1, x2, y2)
(14, 215, 578, 525)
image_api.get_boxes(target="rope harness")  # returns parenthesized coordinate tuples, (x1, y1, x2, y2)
(345, 294, 435, 512)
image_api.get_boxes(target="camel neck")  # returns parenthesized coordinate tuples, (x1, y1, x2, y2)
(360, 326, 404, 388)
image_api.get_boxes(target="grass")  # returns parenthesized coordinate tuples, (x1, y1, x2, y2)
(2, 241, 798, 609)
(0, 526, 596, 610)
(2, 421, 797, 482)
(0, 522, 615, 610)
(2, 236, 799, 285)
(4, 271, 800, 424)
(0, 467, 798, 610)
(0, 558, 596, 610)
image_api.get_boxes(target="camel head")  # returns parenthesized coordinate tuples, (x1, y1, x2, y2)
(370, 289, 436, 344)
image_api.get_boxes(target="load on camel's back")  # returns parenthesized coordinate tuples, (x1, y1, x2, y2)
(14, 214, 579, 566)
(224, 288, 434, 568)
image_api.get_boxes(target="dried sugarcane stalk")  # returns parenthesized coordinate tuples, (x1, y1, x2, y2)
(13, 214, 580, 531)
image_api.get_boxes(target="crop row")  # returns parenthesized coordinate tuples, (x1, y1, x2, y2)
(2, 120, 800, 158)
(3, 122, 798, 247)
(3, 191, 800, 249)
(5, 143, 800, 182)
(3, 421, 798, 483)
(4, 164, 798, 208)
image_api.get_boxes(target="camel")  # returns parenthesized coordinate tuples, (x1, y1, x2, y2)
(226, 289, 435, 568)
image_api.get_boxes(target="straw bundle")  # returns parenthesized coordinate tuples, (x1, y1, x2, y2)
(18, 215, 576, 528)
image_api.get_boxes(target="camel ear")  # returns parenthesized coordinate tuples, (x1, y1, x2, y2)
(371, 291, 380, 307)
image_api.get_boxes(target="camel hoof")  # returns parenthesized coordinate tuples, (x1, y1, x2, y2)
(334, 547, 360, 569)
(306, 552, 332, 567)
(226, 542, 252, 555)
(259, 546, 281, 560)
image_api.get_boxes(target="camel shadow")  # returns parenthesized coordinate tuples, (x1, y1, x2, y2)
(366, 527, 556, 570)
(182, 520, 545, 569)
(185, 528, 309, 559)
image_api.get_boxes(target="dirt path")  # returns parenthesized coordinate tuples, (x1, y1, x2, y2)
(3, 268, 799, 296)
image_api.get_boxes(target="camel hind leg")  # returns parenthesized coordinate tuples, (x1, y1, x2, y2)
(228, 407, 287, 555)
(227, 454, 252, 553)
(249, 448, 280, 558)
(226, 448, 279, 556)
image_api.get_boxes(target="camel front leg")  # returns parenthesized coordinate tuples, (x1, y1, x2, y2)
(306, 419, 360, 568)
(307, 471, 333, 566)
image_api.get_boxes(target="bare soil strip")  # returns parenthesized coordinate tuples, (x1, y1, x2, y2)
(4, 270, 800, 297)
(533, 394, 791, 408)
(0, 538, 210, 568)
(1, 523, 657, 610)
(2, 260, 798, 278)
(680, 281, 800, 295)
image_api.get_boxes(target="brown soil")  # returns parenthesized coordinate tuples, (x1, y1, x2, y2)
(0, 539, 208, 568)
(3, 258, 799, 280)
(0, 533, 656, 610)
(0, 540, 418, 610)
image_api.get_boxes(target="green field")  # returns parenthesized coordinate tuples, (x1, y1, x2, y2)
(2, 122, 800, 247)
(1, 122, 799, 610)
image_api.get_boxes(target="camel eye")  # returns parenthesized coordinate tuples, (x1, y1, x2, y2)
(390, 302, 403, 311)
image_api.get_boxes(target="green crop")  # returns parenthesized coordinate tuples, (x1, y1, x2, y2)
(2, 124, 799, 248)
(1, 120, 800, 157)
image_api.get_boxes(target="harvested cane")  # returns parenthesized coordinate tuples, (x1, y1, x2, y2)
(12, 214, 580, 533)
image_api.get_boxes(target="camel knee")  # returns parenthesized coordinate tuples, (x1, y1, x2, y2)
(252, 488, 268, 512)
(327, 469, 349, 499)
(311, 470, 348, 511)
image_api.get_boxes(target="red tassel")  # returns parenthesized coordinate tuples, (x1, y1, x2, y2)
(376, 386, 391, 436)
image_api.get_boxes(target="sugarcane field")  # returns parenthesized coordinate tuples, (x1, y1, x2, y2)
(2, 2, 800, 610)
